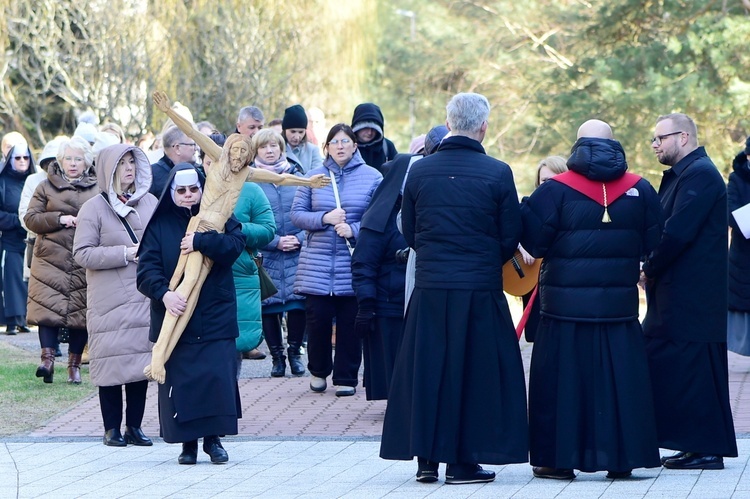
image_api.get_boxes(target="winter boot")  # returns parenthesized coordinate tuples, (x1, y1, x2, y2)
(67, 353, 82, 384)
(270, 346, 286, 378)
(35, 348, 55, 383)
(287, 342, 306, 376)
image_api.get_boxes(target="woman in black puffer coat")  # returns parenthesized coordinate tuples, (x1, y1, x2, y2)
(727, 140, 750, 355)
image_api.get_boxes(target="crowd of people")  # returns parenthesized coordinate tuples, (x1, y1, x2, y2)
(0, 92, 746, 482)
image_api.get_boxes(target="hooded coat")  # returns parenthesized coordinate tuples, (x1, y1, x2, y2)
(0, 145, 36, 252)
(24, 155, 98, 329)
(728, 150, 750, 312)
(72, 144, 157, 387)
(523, 137, 663, 321)
(351, 103, 398, 173)
(521, 136, 663, 472)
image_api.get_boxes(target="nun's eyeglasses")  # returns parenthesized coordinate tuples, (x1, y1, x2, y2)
(175, 186, 200, 195)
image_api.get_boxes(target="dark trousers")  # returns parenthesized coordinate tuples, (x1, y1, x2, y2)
(1, 248, 27, 324)
(305, 294, 360, 387)
(263, 309, 305, 349)
(98, 380, 149, 431)
(38, 325, 87, 354)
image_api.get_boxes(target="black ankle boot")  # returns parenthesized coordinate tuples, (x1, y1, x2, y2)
(178, 440, 198, 465)
(287, 342, 305, 376)
(270, 346, 286, 377)
(124, 426, 153, 446)
(103, 428, 126, 447)
(203, 435, 228, 464)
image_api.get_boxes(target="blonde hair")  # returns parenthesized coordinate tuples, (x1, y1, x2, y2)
(100, 123, 126, 143)
(535, 155, 568, 188)
(112, 151, 136, 196)
(251, 128, 285, 160)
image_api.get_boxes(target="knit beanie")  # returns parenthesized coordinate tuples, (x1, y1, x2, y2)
(282, 105, 308, 130)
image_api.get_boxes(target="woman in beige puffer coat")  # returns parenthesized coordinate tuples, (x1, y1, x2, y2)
(73, 143, 157, 447)
(25, 136, 98, 384)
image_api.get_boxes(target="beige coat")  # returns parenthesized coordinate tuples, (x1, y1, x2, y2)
(73, 145, 157, 386)
(25, 165, 98, 329)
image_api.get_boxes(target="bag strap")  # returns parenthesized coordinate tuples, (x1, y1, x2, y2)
(100, 192, 138, 244)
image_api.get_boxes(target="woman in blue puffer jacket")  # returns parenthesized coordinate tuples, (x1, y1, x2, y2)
(252, 129, 308, 377)
(291, 123, 382, 397)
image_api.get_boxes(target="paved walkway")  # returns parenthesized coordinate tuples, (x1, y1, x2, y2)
(3, 297, 750, 497)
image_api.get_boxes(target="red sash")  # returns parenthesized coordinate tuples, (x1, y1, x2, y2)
(552, 170, 641, 206)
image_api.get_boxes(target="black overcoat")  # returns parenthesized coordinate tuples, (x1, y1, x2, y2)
(642, 147, 728, 342)
(380, 136, 528, 465)
(728, 151, 750, 312)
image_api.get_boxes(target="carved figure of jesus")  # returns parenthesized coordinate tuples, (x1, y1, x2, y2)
(144, 91, 330, 383)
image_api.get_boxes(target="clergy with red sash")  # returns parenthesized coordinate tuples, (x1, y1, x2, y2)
(520, 120, 664, 480)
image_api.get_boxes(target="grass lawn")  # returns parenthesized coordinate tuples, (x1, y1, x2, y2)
(0, 341, 96, 437)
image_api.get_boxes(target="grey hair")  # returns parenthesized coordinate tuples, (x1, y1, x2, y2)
(446, 93, 490, 134)
(237, 106, 265, 124)
(56, 136, 94, 168)
(161, 125, 187, 149)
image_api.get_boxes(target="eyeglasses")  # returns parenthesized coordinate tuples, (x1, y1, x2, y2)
(173, 142, 198, 149)
(651, 131, 685, 146)
(175, 186, 200, 195)
(14, 155, 30, 161)
(63, 156, 85, 163)
(329, 138, 352, 146)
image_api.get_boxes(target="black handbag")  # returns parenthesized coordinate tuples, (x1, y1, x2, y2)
(25, 237, 35, 269)
(252, 253, 278, 301)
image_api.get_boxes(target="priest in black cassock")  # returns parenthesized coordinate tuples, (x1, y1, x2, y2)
(521, 119, 663, 480)
(379, 93, 528, 485)
(642, 113, 737, 470)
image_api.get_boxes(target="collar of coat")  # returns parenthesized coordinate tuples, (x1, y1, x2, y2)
(434, 135, 486, 155)
(668, 146, 709, 176)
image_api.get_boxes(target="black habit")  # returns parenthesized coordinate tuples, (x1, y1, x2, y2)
(137, 163, 245, 443)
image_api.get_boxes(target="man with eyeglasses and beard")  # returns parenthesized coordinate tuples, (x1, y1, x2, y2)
(149, 125, 201, 197)
(641, 112, 737, 470)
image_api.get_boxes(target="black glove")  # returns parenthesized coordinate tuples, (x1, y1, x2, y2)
(354, 299, 376, 338)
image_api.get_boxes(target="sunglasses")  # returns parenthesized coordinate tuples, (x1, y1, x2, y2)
(14, 155, 30, 161)
(175, 186, 200, 195)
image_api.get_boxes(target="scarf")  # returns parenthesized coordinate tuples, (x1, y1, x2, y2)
(254, 156, 290, 175)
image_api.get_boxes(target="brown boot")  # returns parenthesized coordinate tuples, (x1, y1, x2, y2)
(68, 353, 82, 384)
(35, 348, 55, 383)
(81, 343, 90, 365)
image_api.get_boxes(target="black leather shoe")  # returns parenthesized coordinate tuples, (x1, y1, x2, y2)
(103, 428, 127, 447)
(416, 457, 439, 483)
(54, 347, 62, 357)
(203, 436, 229, 464)
(124, 426, 153, 446)
(18, 325, 31, 333)
(663, 452, 724, 470)
(532, 466, 576, 480)
(178, 441, 198, 465)
(445, 463, 495, 484)
(660, 451, 687, 465)
(606, 470, 633, 479)
(4, 325, 19, 335)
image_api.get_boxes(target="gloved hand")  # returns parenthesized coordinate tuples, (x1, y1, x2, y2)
(354, 299, 376, 338)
